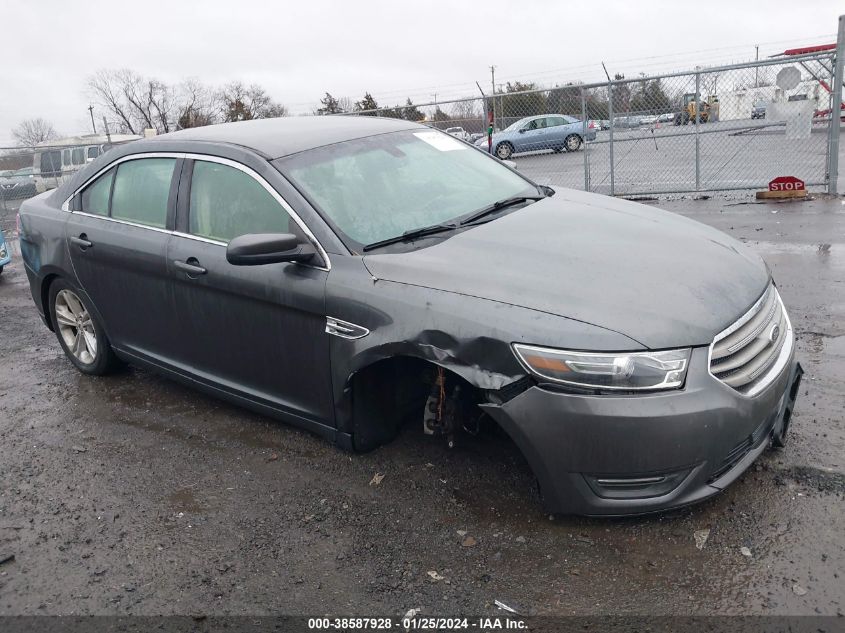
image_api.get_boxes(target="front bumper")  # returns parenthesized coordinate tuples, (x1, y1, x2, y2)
(482, 347, 801, 516)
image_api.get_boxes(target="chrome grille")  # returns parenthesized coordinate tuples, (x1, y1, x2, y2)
(709, 285, 792, 396)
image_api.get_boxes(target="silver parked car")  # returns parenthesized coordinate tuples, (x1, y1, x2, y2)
(474, 114, 597, 159)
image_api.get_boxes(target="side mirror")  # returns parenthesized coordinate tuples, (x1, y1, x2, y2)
(226, 233, 315, 266)
(518, 128, 526, 133)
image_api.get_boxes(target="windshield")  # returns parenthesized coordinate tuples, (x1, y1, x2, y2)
(278, 129, 536, 249)
(503, 118, 530, 132)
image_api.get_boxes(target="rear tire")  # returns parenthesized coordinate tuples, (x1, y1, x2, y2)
(564, 134, 582, 152)
(0, 265, 4, 276)
(495, 142, 514, 160)
(49, 278, 119, 375)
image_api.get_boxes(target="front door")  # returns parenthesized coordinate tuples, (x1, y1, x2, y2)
(166, 158, 334, 426)
(519, 117, 551, 151)
(66, 156, 182, 363)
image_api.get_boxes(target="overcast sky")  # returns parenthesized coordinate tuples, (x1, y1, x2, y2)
(0, 0, 840, 145)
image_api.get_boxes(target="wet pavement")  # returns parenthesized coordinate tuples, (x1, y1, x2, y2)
(0, 194, 843, 616)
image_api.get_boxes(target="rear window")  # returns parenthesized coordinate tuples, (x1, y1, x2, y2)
(80, 168, 114, 216)
(111, 158, 176, 228)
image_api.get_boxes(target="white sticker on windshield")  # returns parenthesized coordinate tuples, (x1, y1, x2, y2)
(413, 131, 467, 151)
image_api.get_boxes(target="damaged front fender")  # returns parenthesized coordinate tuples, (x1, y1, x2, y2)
(324, 257, 642, 444)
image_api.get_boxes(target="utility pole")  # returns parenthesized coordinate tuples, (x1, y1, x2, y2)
(88, 105, 97, 134)
(431, 93, 438, 127)
(755, 45, 760, 88)
(490, 65, 497, 130)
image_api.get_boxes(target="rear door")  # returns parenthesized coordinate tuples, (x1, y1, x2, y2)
(66, 155, 182, 363)
(166, 156, 334, 426)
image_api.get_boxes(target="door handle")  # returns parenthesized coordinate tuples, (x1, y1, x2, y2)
(174, 259, 207, 276)
(70, 234, 93, 249)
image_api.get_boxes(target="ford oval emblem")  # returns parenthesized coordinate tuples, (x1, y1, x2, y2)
(769, 324, 780, 343)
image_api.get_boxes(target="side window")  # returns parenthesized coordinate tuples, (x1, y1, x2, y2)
(189, 160, 292, 242)
(62, 149, 71, 167)
(80, 168, 114, 216)
(87, 146, 99, 160)
(111, 158, 176, 228)
(71, 148, 85, 166)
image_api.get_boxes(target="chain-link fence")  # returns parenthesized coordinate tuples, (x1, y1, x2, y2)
(0, 136, 140, 219)
(350, 47, 842, 197)
(1, 38, 842, 216)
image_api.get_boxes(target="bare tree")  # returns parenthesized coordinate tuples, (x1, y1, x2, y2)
(88, 69, 180, 134)
(12, 118, 59, 146)
(219, 82, 288, 122)
(176, 78, 217, 129)
(449, 99, 479, 123)
(87, 69, 140, 134)
(88, 70, 288, 132)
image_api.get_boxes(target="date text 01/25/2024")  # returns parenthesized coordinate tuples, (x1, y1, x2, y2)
(306, 616, 527, 630)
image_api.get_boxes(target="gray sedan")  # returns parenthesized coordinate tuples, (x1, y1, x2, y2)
(18, 116, 801, 515)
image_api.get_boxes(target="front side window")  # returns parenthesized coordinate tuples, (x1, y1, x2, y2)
(279, 129, 536, 248)
(80, 168, 114, 216)
(189, 160, 291, 242)
(87, 146, 99, 160)
(111, 158, 176, 228)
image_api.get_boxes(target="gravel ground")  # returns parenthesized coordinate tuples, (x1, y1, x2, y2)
(0, 194, 843, 618)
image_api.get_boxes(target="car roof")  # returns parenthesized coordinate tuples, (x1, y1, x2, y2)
(152, 115, 425, 159)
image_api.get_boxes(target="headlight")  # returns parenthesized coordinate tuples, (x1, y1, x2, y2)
(513, 344, 690, 392)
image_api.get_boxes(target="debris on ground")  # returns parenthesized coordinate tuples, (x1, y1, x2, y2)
(71, 445, 86, 453)
(494, 599, 522, 615)
(403, 609, 421, 631)
(740, 547, 752, 558)
(694, 529, 711, 550)
(369, 472, 385, 486)
(267, 453, 278, 462)
(792, 584, 808, 596)
(0, 554, 15, 565)
(461, 536, 477, 547)
(426, 570, 444, 581)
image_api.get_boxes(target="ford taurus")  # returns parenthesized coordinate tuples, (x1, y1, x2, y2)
(18, 116, 802, 515)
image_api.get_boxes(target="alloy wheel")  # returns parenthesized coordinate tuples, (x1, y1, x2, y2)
(55, 289, 97, 364)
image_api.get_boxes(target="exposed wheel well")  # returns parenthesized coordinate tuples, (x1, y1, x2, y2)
(347, 356, 483, 452)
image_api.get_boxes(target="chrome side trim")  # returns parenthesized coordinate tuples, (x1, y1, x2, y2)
(171, 231, 226, 247)
(72, 210, 173, 235)
(325, 317, 369, 340)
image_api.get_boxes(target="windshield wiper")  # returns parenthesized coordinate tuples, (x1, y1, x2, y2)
(458, 194, 545, 226)
(362, 222, 459, 252)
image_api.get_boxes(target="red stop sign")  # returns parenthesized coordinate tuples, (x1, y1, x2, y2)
(769, 176, 805, 192)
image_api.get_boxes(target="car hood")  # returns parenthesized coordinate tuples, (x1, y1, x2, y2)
(363, 189, 770, 349)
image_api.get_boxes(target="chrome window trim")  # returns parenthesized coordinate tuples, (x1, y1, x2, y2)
(63, 151, 332, 272)
(72, 210, 173, 235)
(183, 153, 331, 271)
(171, 231, 226, 247)
(707, 286, 794, 399)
